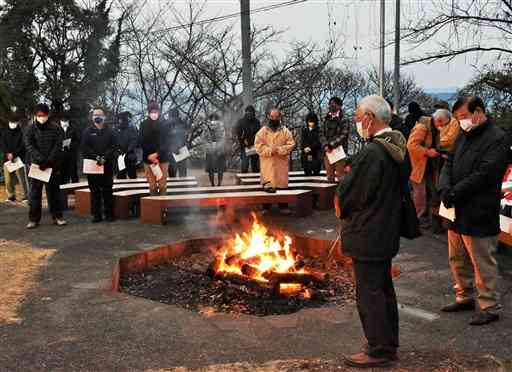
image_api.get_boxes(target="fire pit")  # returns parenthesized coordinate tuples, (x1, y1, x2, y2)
(115, 217, 362, 316)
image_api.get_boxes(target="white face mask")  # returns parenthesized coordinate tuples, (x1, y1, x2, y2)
(149, 113, 159, 121)
(459, 118, 477, 132)
(36, 116, 48, 124)
(356, 121, 370, 139)
(60, 120, 69, 129)
(8, 122, 18, 129)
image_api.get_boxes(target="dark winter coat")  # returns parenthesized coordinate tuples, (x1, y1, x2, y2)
(81, 125, 118, 175)
(439, 120, 509, 237)
(300, 126, 322, 161)
(337, 130, 407, 261)
(115, 123, 138, 163)
(167, 116, 188, 154)
(139, 119, 170, 164)
(390, 114, 409, 139)
(24, 122, 63, 168)
(1, 126, 25, 162)
(235, 114, 261, 149)
(320, 112, 349, 152)
(61, 124, 81, 155)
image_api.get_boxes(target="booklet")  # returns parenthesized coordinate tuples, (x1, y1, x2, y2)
(439, 201, 455, 222)
(5, 157, 25, 173)
(83, 159, 104, 175)
(28, 164, 52, 183)
(245, 146, 257, 156)
(326, 145, 347, 165)
(117, 154, 126, 171)
(173, 146, 190, 163)
(150, 163, 163, 181)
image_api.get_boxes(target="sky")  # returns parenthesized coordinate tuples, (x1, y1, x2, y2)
(164, 0, 490, 92)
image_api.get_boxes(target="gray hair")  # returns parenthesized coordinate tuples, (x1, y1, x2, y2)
(433, 109, 451, 122)
(358, 95, 392, 124)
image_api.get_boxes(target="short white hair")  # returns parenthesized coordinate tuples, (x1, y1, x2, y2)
(433, 109, 451, 122)
(358, 95, 392, 124)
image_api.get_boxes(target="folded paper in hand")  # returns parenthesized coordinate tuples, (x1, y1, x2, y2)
(150, 163, 163, 181)
(439, 201, 455, 222)
(28, 164, 52, 183)
(62, 138, 72, 149)
(5, 157, 24, 173)
(83, 159, 104, 175)
(326, 146, 346, 165)
(173, 146, 190, 163)
(245, 146, 257, 156)
(117, 154, 126, 171)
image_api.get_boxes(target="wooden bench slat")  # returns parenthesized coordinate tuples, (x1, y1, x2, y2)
(240, 176, 332, 184)
(235, 170, 326, 178)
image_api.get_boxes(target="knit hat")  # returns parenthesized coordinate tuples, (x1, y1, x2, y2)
(148, 101, 160, 113)
(34, 103, 50, 116)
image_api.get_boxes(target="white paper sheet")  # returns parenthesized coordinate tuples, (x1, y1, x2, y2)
(5, 157, 24, 173)
(439, 201, 456, 222)
(173, 146, 190, 163)
(245, 146, 257, 156)
(83, 159, 104, 175)
(62, 138, 72, 149)
(500, 215, 512, 234)
(502, 181, 512, 193)
(28, 164, 52, 183)
(117, 154, 126, 171)
(150, 163, 163, 181)
(326, 145, 347, 165)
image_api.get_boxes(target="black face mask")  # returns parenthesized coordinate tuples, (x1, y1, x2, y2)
(245, 112, 255, 120)
(268, 120, 280, 129)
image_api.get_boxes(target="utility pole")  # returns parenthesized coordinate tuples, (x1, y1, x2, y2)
(379, 0, 385, 97)
(240, 0, 253, 107)
(393, 0, 401, 113)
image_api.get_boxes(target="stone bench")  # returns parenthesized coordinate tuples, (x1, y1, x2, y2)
(74, 181, 199, 217)
(113, 183, 337, 219)
(140, 190, 314, 224)
(235, 170, 326, 180)
(239, 176, 332, 185)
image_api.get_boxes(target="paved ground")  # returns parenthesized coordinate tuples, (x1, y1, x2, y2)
(0, 170, 511, 371)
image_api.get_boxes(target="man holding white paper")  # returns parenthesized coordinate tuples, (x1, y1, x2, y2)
(59, 112, 80, 184)
(25, 103, 67, 229)
(1, 112, 28, 203)
(167, 108, 189, 178)
(115, 111, 138, 179)
(81, 107, 118, 223)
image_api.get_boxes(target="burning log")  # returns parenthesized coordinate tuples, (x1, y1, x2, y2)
(225, 254, 262, 267)
(205, 258, 221, 278)
(213, 271, 273, 293)
(241, 264, 263, 278)
(263, 271, 329, 286)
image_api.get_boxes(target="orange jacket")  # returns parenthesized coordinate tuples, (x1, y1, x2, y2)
(439, 117, 460, 152)
(407, 116, 433, 184)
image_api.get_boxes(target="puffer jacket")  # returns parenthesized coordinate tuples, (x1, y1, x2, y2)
(24, 121, 63, 167)
(1, 126, 25, 162)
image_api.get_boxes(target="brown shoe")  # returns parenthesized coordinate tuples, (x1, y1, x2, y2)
(441, 300, 475, 312)
(344, 352, 394, 368)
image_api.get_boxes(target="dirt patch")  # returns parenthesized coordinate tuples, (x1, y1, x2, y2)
(0, 239, 55, 324)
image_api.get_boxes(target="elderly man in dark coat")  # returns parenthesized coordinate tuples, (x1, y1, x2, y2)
(235, 105, 261, 173)
(336, 95, 407, 368)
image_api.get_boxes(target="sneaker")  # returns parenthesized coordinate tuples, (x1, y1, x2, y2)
(26, 221, 38, 229)
(5, 197, 16, 203)
(469, 311, 499, 326)
(54, 218, 67, 226)
(441, 300, 475, 312)
(21, 199, 29, 205)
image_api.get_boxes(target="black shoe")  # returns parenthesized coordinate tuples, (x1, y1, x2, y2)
(91, 216, 103, 223)
(469, 311, 499, 326)
(441, 300, 475, 312)
(105, 215, 115, 222)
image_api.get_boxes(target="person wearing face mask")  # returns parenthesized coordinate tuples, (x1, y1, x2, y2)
(439, 97, 508, 326)
(115, 111, 138, 179)
(235, 105, 261, 173)
(1, 113, 28, 203)
(25, 103, 67, 229)
(81, 107, 118, 222)
(139, 101, 170, 195)
(254, 108, 295, 215)
(59, 112, 80, 184)
(167, 108, 189, 178)
(301, 112, 322, 176)
(336, 95, 407, 368)
(203, 113, 227, 186)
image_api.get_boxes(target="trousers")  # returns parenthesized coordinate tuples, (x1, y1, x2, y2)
(87, 174, 114, 218)
(29, 171, 63, 222)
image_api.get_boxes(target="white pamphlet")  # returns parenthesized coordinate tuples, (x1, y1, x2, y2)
(500, 215, 512, 234)
(83, 159, 104, 175)
(62, 138, 72, 149)
(28, 164, 52, 183)
(245, 146, 257, 156)
(173, 146, 190, 163)
(150, 163, 163, 181)
(326, 145, 347, 165)
(439, 201, 455, 222)
(5, 157, 24, 173)
(117, 154, 126, 171)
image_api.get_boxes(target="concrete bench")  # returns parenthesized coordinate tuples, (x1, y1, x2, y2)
(140, 190, 314, 224)
(113, 182, 337, 219)
(235, 170, 326, 180)
(74, 181, 199, 216)
(239, 176, 332, 185)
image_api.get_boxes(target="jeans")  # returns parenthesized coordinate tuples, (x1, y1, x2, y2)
(29, 171, 63, 222)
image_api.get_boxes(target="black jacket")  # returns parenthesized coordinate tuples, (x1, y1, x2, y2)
(300, 126, 322, 160)
(390, 114, 409, 139)
(320, 112, 349, 152)
(24, 122, 63, 167)
(337, 130, 407, 261)
(440, 120, 508, 237)
(81, 125, 118, 175)
(61, 124, 81, 155)
(1, 126, 25, 162)
(235, 114, 261, 149)
(167, 117, 188, 154)
(115, 123, 138, 162)
(139, 118, 170, 164)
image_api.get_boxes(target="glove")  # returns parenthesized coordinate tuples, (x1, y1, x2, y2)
(39, 163, 48, 171)
(441, 189, 456, 208)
